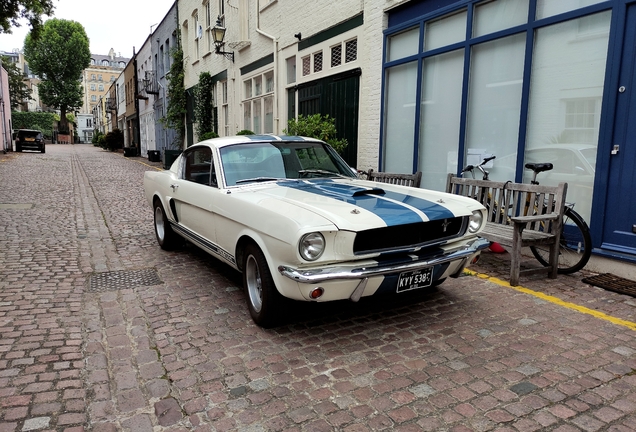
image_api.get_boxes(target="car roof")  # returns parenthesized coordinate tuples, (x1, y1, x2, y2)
(195, 135, 324, 149)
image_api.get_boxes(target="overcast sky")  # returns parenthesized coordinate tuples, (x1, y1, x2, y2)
(0, 0, 176, 57)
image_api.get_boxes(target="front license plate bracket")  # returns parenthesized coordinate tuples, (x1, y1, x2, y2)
(396, 267, 433, 293)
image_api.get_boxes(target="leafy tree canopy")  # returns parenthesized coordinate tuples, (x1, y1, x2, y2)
(162, 31, 186, 150)
(0, 0, 54, 37)
(284, 114, 348, 155)
(1, 55, 31, 109)
(24, 18, 90, 133)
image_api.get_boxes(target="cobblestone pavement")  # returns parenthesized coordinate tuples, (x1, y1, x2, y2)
(1, 145, 635, 432)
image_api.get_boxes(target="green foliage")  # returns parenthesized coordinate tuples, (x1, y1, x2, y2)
(104, 128, 124, 151)
(1, 56, 31, 109)
(195, 72, 214, 141)
(0, 0, 54, 36)
(11, 111, 55, 138)
(92, 129, 103, 145)
(199, 131, 218, 140)
(97, 135, 106, 148)
(236, 129, 255, 135)
(284, 114, 348, 155)
(162, 30, 186, 150)
(24, 18, 90, 134)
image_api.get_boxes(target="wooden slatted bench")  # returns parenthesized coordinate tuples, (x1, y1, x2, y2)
(366, 169, 422, 187)
(446, 174, 568, 286)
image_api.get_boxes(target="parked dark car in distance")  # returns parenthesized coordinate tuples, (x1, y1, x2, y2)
(15, 129, 45, 153)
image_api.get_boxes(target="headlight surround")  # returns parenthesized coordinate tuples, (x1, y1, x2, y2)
(299, 232, 325, 261)
(468, 210, 484, 233)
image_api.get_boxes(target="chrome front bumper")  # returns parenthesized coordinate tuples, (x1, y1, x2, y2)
(278, 237, 489, 284)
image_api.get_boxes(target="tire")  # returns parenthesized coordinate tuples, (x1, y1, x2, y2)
(530, 207, 592, 274)
(243, 243, 283, 328)
(153, 200, 179, 250)
(41, 146, 45, 154)
(16, 144, 22, 152)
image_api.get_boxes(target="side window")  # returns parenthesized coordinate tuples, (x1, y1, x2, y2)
(183, 147, 216, 187)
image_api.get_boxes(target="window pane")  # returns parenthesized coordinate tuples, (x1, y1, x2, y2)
(383, 62, 417, 173)
(286, 57, 296, 84)
(465, 33, 526, 181)
(254, 76, 262, 96)
(524, 11, 610, 222)
(253, 101, 261, 134)
(331, 45, 342, 67)
(473, 0, 529, 37)
(244, 103, 251, 130)
(245, 80, 252, 98)
(265, 71, 274, 93)
(387, 27, 419, 62)
(537, 0, 607, 19)
(424, 10, 467, 51)
(418, 49, 464, 191)
(264, 96, 274, 134)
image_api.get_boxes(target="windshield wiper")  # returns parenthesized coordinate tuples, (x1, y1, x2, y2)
(298, 169, 349, 179)
(235, 177, 282, 184)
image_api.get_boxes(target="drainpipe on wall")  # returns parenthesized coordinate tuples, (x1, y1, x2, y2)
(256, 0, 279, 133)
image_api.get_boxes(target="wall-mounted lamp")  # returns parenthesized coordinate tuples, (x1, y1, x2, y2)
(212, 17, 234, 62)
(294, 32, 302, 41)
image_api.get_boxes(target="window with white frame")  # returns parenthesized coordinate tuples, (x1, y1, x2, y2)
(90, 84, 96, 91)
(205, 1, 212, 52)
(286, 57, 296, 84)
(222, 80, 229, 136)
(313, 51, 323, 73)
(331, 44, 342, 67)
(98, 84, 104, 91)
(193, 11, 200, 60)
(243, 70, 274, 134)
(302, 56, 310, 76)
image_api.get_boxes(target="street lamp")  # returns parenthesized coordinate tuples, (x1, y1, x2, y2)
(212, 17, 234, 62)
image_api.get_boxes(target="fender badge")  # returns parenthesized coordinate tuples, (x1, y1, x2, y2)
(351, 209, 361, 214)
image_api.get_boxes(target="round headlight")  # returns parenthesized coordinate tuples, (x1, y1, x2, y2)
(299, 232, 325, 261)
(468, 210, 484, 233)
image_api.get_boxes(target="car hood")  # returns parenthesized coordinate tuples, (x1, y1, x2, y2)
(231, 179, 481, 231)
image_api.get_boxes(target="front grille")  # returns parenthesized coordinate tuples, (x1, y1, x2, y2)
(353, 217, 466, 255)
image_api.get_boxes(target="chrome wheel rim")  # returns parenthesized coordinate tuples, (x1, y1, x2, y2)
(154, 206, 165, 242)
(245, 255, 263, 313)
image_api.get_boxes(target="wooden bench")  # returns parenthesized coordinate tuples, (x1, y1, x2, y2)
(366, 169, 422, 187)
(446, 174, 568, 286)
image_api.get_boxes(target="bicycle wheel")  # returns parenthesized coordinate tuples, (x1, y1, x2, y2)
(530, 207, 592, 274)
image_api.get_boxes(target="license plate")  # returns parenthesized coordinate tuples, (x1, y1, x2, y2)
(396, 268, 433, 293)
(25, 137, 35, 141)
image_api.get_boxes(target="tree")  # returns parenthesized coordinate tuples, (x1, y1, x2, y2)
(23, 18, 90, 134)
(195, 71, 214, 141)
(162, 30, 186, 149)
(1, 56, 31, 109)
(284, 114, 348, 155)
(0, 0, 54, 37)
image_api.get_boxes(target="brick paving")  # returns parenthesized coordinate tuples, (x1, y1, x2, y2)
(0, 144, 635, 431)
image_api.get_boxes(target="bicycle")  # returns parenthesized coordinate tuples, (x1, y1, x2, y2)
(462, 156, 592, 274)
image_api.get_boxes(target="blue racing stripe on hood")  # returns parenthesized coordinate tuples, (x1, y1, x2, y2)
(278, 180, 438, 226)
(382, 190, 455, 220)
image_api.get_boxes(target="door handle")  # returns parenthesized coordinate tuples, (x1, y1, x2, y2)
(170, 184, 179, 191)
(611, 145, 619, 155)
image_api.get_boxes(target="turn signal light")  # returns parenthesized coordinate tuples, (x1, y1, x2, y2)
(310, 287, 324, 299)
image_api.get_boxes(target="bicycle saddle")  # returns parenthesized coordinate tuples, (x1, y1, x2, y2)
(525, 162, 553, 173)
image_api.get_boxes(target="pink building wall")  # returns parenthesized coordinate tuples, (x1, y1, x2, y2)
(0, 66, 12, 152)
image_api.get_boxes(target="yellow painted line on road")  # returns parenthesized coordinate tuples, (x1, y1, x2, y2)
(465, 270, 636, 332)
(118, 153, 163, 171)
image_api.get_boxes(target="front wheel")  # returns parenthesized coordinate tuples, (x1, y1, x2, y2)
(530, 207, 592, 274)
(243, 243, 283, 328)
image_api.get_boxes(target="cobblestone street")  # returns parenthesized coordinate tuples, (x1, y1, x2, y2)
(1, 145, 635, 431)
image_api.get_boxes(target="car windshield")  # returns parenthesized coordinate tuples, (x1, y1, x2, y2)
(220, 141, 355, 186)
(20, 131, 42, 139)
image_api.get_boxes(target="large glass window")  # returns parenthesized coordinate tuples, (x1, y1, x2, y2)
(387, 27, 419, 62)
(524, 11, 611, 222)
(383, 62, 417, 173)
(536, 0, 608, 19)
(424, 10, 467, 51)
(473, 0, 529, 37)
(418, 49, 464, 191)
(465, 33, 526, 181)
(243, 70, 274, 134)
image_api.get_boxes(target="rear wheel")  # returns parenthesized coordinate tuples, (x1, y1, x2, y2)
(41, 146, 45, 154)
(530, 207, 592, 274)
(16, 144, 21, 152)
(243, 243, 283, 328)
(153, 200, 179, 250)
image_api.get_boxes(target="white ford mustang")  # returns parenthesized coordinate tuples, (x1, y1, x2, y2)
(144, 135, 489, 327)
